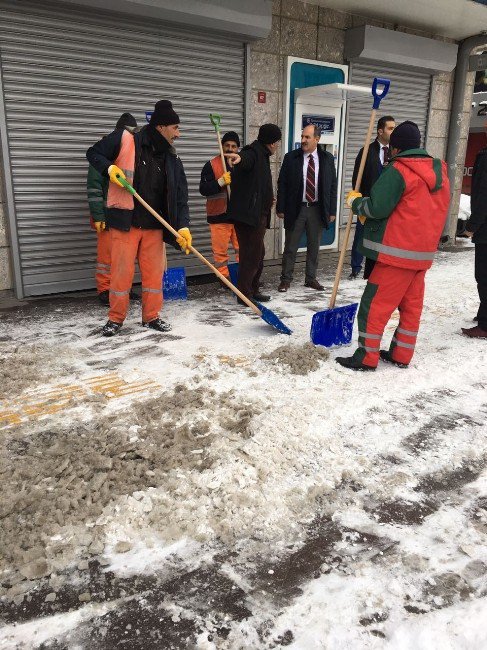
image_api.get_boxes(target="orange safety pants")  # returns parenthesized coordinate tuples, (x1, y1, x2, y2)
(209, 223, 239, 278)
(109, 228, 164, 324)
(95, 229, 111, 293)
(352, 261, 426, 368)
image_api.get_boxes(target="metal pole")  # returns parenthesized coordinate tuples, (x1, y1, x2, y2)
(444, 32, 487, 240)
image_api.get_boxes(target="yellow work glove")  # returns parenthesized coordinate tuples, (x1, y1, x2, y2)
(176, 227, 192, 255)
(346, 190, 362, 209)
(358, 214, 366, 225)
(217, 171, 231, 187)
(94, 221, 106, 234)
(108, 164, 126, 188)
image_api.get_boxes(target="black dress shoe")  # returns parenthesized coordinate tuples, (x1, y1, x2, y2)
(278, 281, 290, 292)
(336, 356, 376, 371)
(380, 350, 408, 368)
(304, 279, 324, 290)
(253, 292, 271, 302)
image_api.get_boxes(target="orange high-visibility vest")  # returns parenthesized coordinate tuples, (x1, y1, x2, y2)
(206, 155, 228, 216)
(106, 129, 135, 210)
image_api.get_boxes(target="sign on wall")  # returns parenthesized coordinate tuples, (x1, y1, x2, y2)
(302, 114, 335, 135)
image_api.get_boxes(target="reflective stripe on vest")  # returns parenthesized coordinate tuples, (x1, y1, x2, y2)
(363, 238, 436, 261)
(206, 155, 228, 217)
(106, 129, 135, 211)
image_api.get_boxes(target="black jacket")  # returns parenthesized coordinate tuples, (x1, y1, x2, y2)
(199, 158, 232, 224)
(86, 125, 189, 244)
(276, 147, 337, 231)
(226, 140, 274, 228)
(352, 139, 388, 196)
(466, 147, 487, 244)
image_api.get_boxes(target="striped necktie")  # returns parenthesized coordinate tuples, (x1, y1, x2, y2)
(305, 154, 315, 202)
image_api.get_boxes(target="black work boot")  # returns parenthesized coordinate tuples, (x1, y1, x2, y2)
(143, 318, 172, 332)
(252, 292, 271, 302)
(98, 290, 109, 306)
(380, 350, 409, 368)
(102, 320, 122, 337)
(336, 356, 376, 371)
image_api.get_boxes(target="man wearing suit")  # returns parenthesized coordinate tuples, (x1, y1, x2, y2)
(349, 115, 395, 279)
(276, 124, 337, 292)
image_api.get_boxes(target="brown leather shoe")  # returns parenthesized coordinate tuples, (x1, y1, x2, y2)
(278, 281, 290, 292)
(461, 325, 487, 338)
(304, 278, 325, 290)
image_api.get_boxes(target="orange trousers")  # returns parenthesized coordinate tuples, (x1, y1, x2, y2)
(109, 228, 164, 324)
(353, 262, 426, 368)
(95, 229, 111, 293)
(209, 223, 239, 278)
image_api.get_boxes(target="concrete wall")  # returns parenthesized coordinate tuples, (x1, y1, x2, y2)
(249, 0, 460, 261)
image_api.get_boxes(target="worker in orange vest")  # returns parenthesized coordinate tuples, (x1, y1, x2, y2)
(199, 131, 240, 279)
(86, 100, 191, 337)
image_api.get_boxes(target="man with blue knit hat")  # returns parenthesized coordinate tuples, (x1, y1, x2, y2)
(336, 120, 450, 371)
(87, 99, 191, 337)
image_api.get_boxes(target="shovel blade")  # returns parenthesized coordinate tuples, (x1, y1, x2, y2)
(228, 262, 239, 287)
(310, 302, 358, 347)
(257, 303, 292, 335)
(163, 268, 187, 300)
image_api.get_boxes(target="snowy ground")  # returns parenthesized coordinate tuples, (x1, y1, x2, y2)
(0, 246, 486, 650)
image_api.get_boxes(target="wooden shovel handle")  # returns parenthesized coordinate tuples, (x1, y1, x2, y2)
(215, 128, 231, 200)
(126, 185, 261, 316)
(328, 108, 377, 309)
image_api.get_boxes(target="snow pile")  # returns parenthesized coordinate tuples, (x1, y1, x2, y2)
(261, 341, 329, 375)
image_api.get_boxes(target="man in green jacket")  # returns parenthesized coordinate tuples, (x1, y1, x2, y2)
(87, 113, 137, 305)
(336, 121, 450, 371)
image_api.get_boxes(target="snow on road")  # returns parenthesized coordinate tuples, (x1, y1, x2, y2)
(0, 247, 486, 649)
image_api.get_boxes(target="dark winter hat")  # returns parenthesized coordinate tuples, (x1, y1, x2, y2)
(257, 123, 282, 145)
(222, 131, 240, 147)
(149, 100, 180, 126)
(389, 120, 421, 152)
(115, 112, 137, 130)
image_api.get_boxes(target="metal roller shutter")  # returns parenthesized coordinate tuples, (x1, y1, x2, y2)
(342, 62, 431, 219)
(0, 0, 245, 297)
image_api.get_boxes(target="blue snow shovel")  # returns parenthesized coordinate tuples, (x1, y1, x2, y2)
(311, 77, 390, 347)
(116, 176, 292, 335)
(228, 262, 239, 287)
(162, 244, 188, 300)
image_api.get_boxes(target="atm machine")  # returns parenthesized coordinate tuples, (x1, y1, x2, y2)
(288, 82, 371, 251)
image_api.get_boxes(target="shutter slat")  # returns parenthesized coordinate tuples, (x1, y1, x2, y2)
(0, 0, 245, 295)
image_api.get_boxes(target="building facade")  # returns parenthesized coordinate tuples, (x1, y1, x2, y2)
(0, 0, 483, 298)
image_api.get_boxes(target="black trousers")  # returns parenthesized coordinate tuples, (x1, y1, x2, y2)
(475, 243, 487, 330)
(235, 214, 267, 298)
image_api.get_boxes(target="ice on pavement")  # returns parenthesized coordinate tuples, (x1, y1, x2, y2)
(0, 249, 486, 649)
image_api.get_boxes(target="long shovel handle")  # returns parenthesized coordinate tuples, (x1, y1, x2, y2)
(328, 77, 390, 310)
(210, 113, 231, 200)
(116, 176, 261, 317)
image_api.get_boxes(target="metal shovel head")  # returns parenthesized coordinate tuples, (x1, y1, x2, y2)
(310, 302, 358, 348)
(163, 267, 187, 300)
(256, 302, 292, 335)
(228, 262, 239, 287)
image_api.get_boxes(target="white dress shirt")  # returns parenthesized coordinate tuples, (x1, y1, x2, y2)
(302, 148, 319, 202)
(379, 143, 389, 166)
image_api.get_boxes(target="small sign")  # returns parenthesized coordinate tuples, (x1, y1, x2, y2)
(469, 53, 487, 71)
(258, 91, 266, 104)
(302, 114, 335, 135)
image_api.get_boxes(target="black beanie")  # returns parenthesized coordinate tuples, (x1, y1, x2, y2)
(115, 112, 137, 130)
(222, 131, 240, 147)
(389, 120, 421, 152)
(258, 123, 282, 145)
(149, 100, 180, 126)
